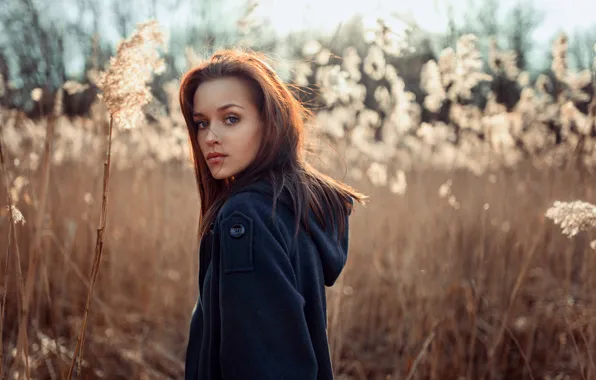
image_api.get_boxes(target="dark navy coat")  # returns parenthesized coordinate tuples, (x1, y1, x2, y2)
(184, 178, 352, 380)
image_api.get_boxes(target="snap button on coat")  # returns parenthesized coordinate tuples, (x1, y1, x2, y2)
(229, 223, 245, 238)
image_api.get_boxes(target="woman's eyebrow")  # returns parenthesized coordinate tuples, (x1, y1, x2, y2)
(193, 103, 245, 117)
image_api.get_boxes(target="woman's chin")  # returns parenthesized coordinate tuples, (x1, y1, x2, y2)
(210, 169, 230, 180)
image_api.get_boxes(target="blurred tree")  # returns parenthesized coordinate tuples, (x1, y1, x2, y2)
(505, 0, 544, 71)
(185, 0, 220, 51)
(467, 0, 500, 38)
(112, 0, 135, 38)
(0, 50, 9, 89)
(68, 0, 112, 75)
(448, 0, 543, 72)
(569, 27, 596, 70)
(73, 0, 101, 41)
(0, 0, 66, 112)
(441, 0, 500, 61)
(438, 3, 461, 50)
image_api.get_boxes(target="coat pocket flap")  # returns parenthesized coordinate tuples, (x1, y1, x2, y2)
(220, 211, 254, 274)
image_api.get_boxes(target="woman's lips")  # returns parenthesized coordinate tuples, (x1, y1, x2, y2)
(207, 155, 226, 164)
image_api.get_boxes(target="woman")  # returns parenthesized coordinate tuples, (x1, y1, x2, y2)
(179, 49, 367, 380)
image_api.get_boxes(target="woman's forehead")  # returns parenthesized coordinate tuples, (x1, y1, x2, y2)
(193, 77, 255, 111)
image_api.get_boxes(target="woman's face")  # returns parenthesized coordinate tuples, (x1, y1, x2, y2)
(192, 77, 263, 180)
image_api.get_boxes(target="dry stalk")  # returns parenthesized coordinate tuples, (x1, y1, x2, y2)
(67, 116, 114, 378)
(465, 282, 478, 380)
(14, 109, 56, 379)
(0, 136, 28, 379)
(403, 321, 440, 380)
(0, 214, 9, 379)
(577, 319, 596, 378)
(483, 231, 543, 379)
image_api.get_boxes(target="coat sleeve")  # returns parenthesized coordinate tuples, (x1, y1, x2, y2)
(217, 199, 317, 380)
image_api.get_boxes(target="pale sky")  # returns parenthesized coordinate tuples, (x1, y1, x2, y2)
(91, 0, 596, 46)
(57, 0, 596, 75)
(259, 0, 596, 38)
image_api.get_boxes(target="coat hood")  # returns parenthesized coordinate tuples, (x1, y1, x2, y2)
(231, 177, 351, 286)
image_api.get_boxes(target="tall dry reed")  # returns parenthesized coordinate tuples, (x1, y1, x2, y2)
(66, 20, 167, 379)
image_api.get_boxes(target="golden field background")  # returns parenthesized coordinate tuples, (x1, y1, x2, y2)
(3, 152, 596, 379)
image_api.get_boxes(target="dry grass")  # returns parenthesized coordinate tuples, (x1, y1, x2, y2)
(330, 164, 596, 380)
(1, 155, 596, 379)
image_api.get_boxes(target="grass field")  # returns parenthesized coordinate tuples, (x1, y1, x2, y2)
(2, 155, 596, 379)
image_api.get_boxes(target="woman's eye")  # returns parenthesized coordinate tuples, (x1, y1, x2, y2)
(195, 120, 208, 129)
(225, 116, 239, 125)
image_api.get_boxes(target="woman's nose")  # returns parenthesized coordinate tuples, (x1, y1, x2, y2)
(204, 126, 220, 145)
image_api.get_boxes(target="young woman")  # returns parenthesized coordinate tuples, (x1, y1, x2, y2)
(179, 49, 367, 380)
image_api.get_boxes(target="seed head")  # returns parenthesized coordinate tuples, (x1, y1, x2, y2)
(31, 88, 42, 102)
(6, 205, 26, 225)
(438, 179, 452, 198)
(389, 170, 407, 195)
(551, 33, 568, 83)
(366, 162, 388, 187)
(545, 200, 596, 238)
(63, 80, 90, 95)
(97, 20, 167, 129)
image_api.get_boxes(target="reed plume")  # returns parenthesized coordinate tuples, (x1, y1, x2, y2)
(67, 19, 167, 378)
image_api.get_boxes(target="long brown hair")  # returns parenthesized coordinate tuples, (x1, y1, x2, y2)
(179, 49, 367, 242)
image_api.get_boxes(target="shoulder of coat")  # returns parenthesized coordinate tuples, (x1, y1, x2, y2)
(219, 190, 273, 220)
